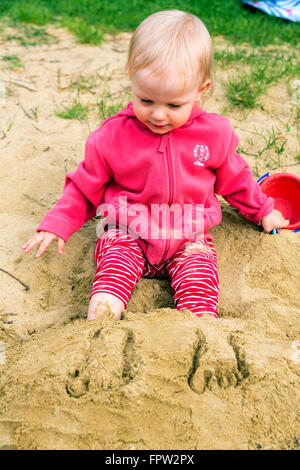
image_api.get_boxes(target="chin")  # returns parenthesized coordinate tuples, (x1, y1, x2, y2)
(147, 124, 172, 134)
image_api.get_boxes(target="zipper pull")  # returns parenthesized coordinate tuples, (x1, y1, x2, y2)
(158, 135, 169, 153)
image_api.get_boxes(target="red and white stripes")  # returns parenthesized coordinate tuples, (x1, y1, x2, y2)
(91, 228, 219, 318)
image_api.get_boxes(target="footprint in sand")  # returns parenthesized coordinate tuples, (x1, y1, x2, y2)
(188, 325, 248, 394)
(66, 326, 140, 397)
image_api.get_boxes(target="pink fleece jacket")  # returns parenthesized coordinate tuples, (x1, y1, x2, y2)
(37, 103, 274, 264)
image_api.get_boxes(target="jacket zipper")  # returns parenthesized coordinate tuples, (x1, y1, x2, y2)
(160, 133, 174, 260)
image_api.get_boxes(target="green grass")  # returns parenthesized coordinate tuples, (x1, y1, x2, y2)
(1, 1, 52, 25)
(5, 24, 56, 46)
(55, 100, 89, 121)
(0, 0, 299, 46)
(61, 17, 104, 44)
(216, 48, 300, 109)
(237, 126, 293, 175)
(97, 98, 128, 123)
(70, 74, 98, 94)
(1, 54, 23, 69)
(225, 75, 263, 109)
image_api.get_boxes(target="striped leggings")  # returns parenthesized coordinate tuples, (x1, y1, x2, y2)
(90, 228, 219, 318)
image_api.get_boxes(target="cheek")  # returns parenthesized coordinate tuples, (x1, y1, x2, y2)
(133, 102, 148, 122)
(171, 109, 190, 126)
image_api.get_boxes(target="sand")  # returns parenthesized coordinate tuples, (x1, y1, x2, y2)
(0, 25, 299, 450)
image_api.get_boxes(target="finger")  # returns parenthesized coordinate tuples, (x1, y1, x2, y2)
(275, 219, 290, 231)
(23, 234, 45, 253)
(22, 235, 38, 251)
(57, 238, 65, 255)
(22, 241, 31, 251)
(35, 238, 53, 258)
(34, 233, 57, 257)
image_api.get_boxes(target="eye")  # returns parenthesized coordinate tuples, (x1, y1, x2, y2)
(140, 99, 152, 104)
(168, 104, 181, 109)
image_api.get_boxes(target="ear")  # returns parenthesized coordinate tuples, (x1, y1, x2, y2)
(196, 79, 211, 100)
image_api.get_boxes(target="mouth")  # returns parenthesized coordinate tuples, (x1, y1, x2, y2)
(149, 122, 169, 129)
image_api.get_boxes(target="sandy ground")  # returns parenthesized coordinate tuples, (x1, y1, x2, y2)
(0, 25, 299, 450)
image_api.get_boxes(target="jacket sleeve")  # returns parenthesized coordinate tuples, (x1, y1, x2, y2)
(214, 130, 274, 225)
(36, 131, 112, 241)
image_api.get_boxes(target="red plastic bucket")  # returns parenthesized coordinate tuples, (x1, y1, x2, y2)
(258, 172, 300, 231)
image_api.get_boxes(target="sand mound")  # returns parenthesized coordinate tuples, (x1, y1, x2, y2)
(0, 25, 299, 450)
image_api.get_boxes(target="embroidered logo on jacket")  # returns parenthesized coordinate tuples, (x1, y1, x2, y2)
(193, 144, 210, 166)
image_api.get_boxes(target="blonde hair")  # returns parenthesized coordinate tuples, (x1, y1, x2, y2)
(127, 10, 214, 93)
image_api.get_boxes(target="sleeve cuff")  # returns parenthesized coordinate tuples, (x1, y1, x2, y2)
(253, 196, 275, 225)
(36, 215, 77, 242)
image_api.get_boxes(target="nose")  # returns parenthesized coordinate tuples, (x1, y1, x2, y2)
(151, 106, 166, 122)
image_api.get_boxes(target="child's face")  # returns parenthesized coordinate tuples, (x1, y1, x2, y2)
(130, 68, 210, 135)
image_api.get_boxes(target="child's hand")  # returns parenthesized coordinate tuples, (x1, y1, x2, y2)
(261, 209, 289, 234)
(22, 231, 65, 258)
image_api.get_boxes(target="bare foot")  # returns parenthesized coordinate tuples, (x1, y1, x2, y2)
(87, 292, 125, 320)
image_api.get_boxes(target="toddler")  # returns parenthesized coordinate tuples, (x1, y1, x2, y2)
(22, 10, 289, 320)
